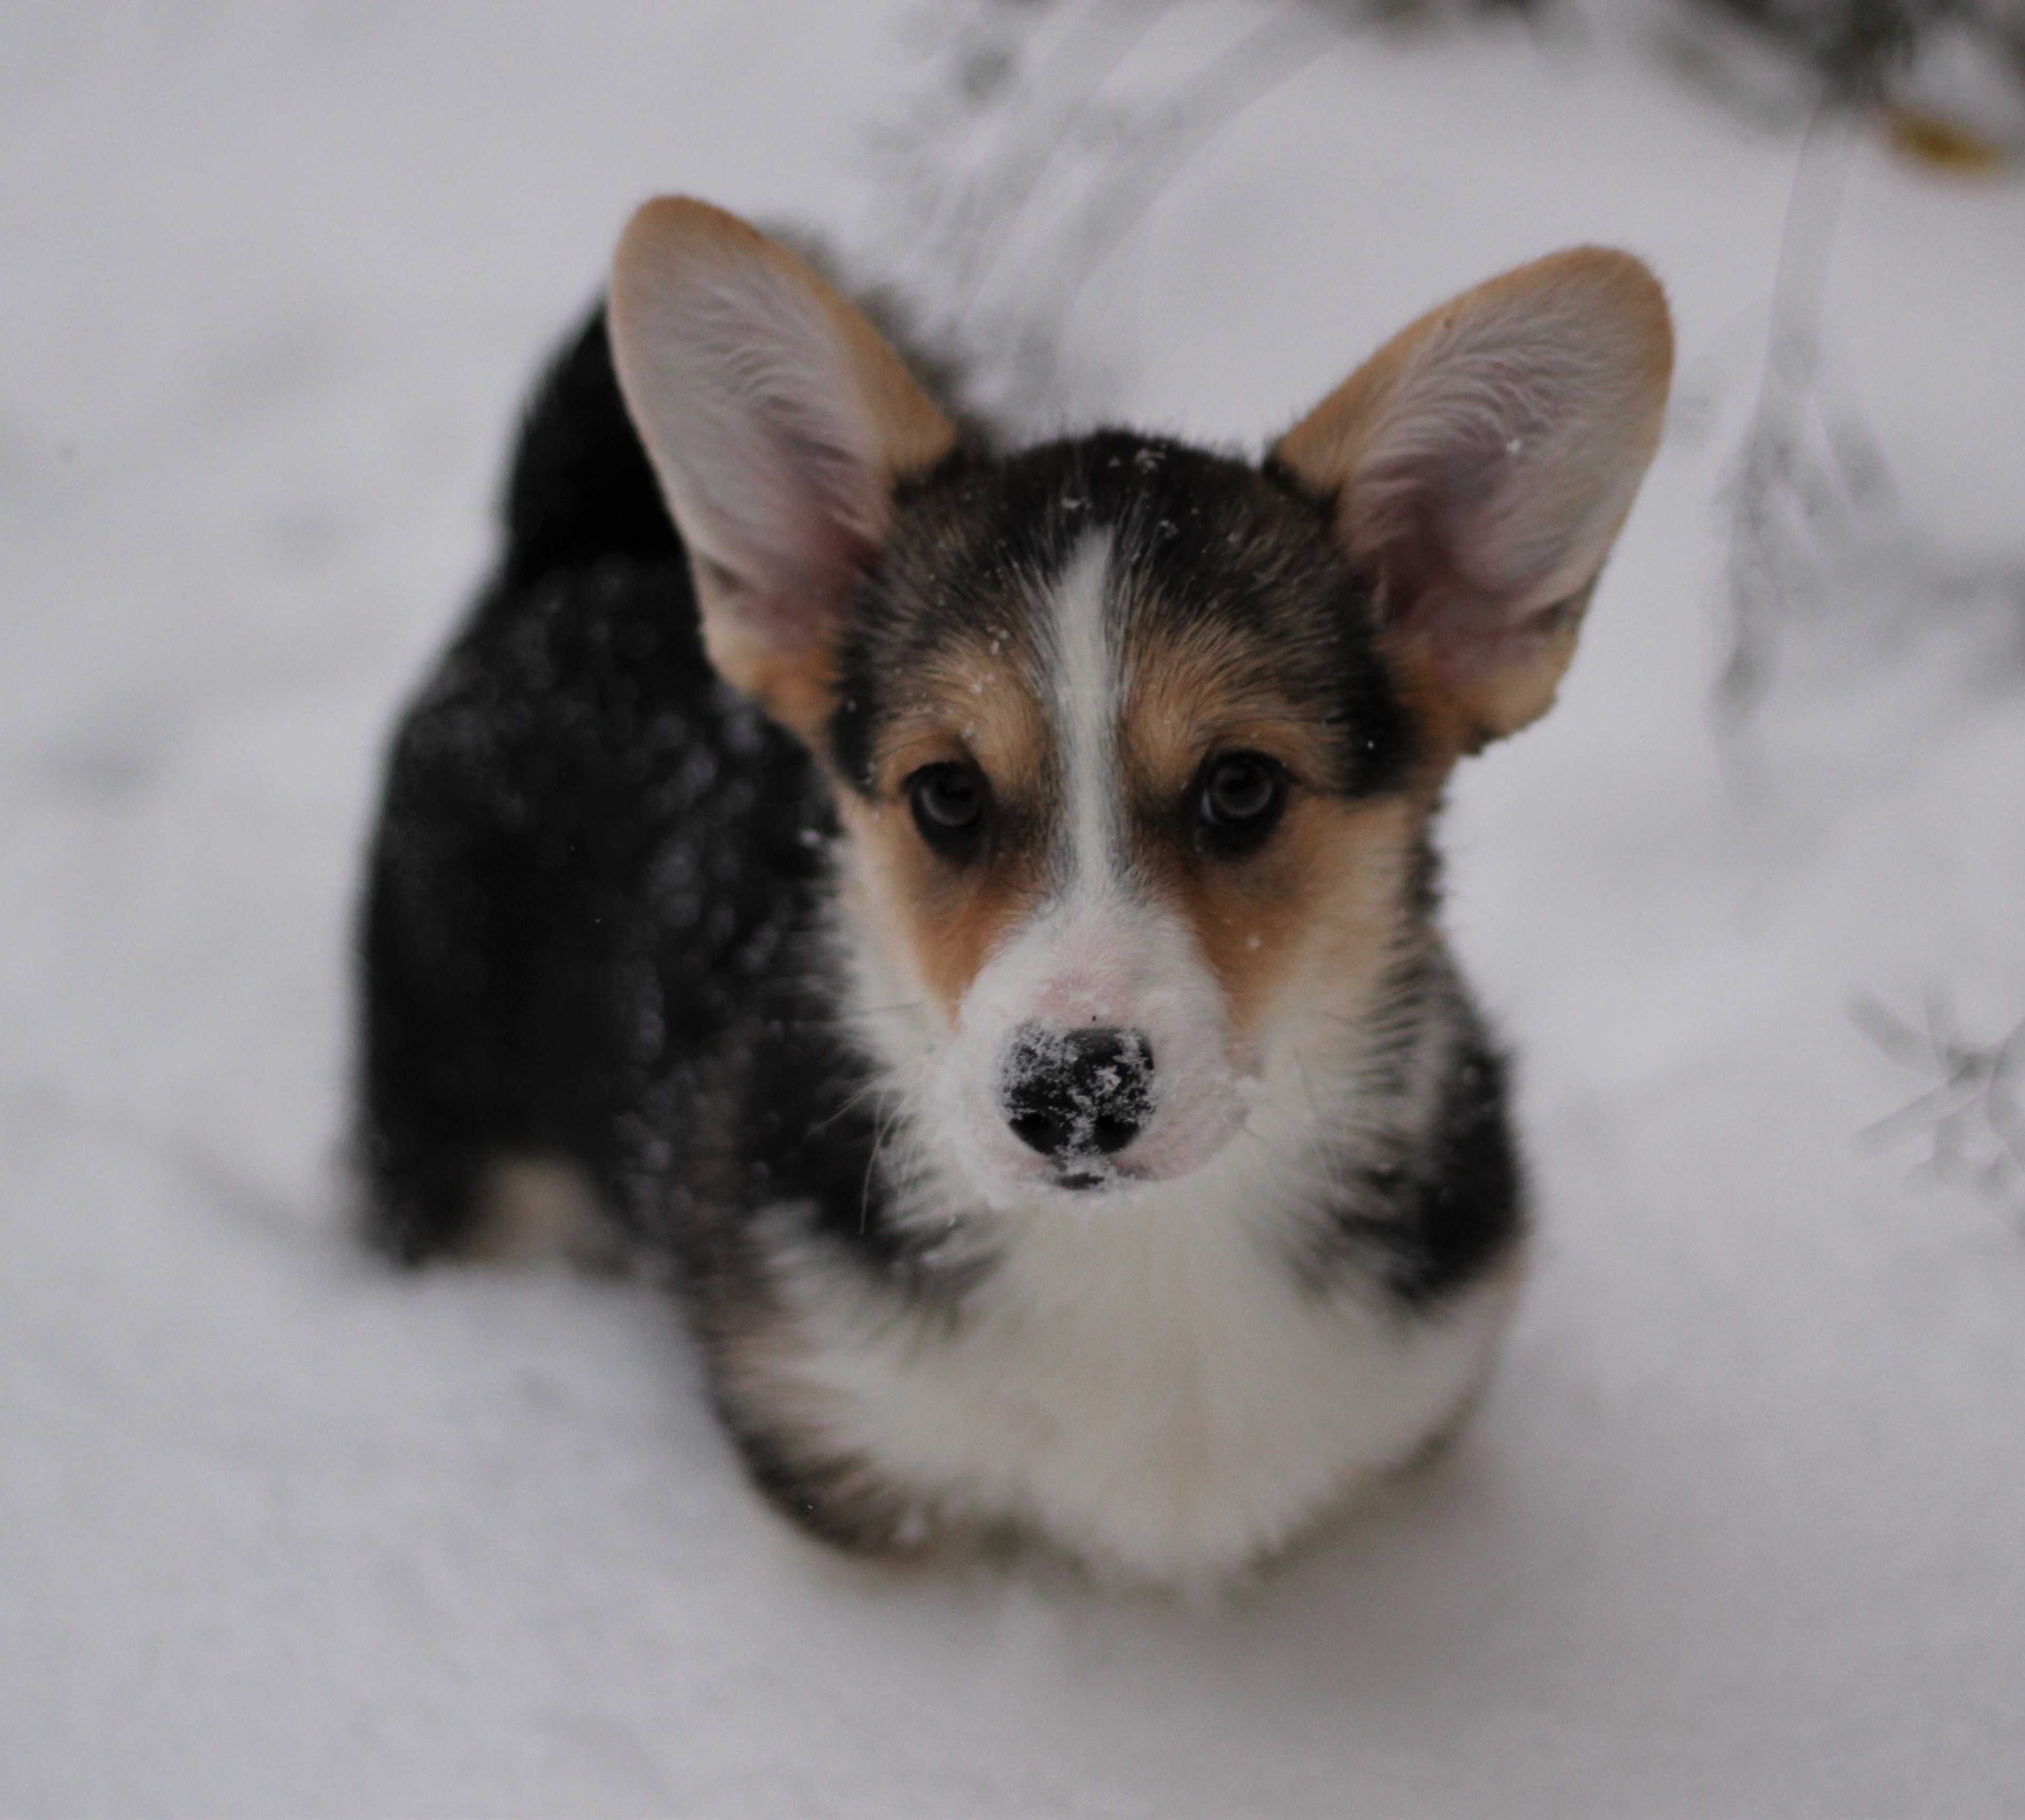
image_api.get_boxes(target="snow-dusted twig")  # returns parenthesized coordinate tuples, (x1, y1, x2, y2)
(1855, 989, 2025, 1218)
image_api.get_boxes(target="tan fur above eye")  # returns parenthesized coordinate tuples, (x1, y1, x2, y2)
(870, 684, 1050, 812)
(1118, 611, 1363, 808)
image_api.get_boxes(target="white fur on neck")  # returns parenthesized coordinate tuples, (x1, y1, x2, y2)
(754, 1101, 1518, 1585)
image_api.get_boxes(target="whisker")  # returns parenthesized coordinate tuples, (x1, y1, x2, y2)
(861, 1095, 906, 1235)
(807, 1074, 889, 1136)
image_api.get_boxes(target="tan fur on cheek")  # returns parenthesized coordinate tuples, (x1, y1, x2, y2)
(832, 636, 1056, 1023)
(834, 797, 1039, 1021)
(1168, 796, 1425, 1044)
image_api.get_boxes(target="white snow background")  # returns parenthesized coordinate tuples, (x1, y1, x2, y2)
(5, 3, 2024, 1814)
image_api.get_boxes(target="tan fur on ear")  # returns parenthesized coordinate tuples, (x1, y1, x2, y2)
(1276, 248, 1673, 756)
(608, 198, 957, 743)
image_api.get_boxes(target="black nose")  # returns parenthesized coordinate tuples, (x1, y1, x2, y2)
(999, 1025, 1155, 1160)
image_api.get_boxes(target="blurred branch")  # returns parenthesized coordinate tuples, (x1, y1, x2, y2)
(1703, 0, 1941, 94)
(1856, 990, 2025, 1219)
(868, 0, 1552, 425)
(1716, 106, 1871, 733)
(1715, 88, 2025, 763)
(1657, 0, 2025, 155)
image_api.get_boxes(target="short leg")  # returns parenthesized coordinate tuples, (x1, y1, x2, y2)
(353, 787, 512, 1265)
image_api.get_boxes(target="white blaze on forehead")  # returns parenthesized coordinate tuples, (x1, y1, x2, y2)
(902, 522, 1252, 1207)
(1046, 531, 1122, 900)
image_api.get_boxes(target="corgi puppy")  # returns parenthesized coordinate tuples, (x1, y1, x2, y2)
(358, 198, 1670, 1586)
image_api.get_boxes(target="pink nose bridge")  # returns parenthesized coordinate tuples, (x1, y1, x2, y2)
(1018, 914, 1147, 1030)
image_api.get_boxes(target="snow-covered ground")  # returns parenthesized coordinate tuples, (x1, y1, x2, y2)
(6, 4, 2024, 1813)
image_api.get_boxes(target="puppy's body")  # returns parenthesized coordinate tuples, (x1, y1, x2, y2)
(360, 206, 1668, 1585)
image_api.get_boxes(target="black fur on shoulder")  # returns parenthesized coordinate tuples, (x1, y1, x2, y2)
(354, 303, 845, 1264)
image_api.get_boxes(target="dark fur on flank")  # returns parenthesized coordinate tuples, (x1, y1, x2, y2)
(356, 302, 1525, 1550)
(357, 307, 834, 1265)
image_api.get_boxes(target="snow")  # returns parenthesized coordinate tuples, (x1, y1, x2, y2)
(6, 2, 2024, 1813)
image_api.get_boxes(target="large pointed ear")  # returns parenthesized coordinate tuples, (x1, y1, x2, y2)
(1274, 248, 1671, 753)
(607, 197, 956, 741)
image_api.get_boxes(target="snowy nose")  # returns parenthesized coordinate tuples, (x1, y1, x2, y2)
(998, 1025, 1155, 1160)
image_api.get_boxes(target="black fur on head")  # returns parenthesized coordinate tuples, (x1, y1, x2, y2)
(828, 431, 1415, 807)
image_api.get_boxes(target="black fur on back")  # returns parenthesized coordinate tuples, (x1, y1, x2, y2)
(498, 306, 684, 589)
(355, 304, 847, 1263)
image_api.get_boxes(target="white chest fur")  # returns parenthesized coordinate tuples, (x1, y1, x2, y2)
(761, 1166, 1519, 1587)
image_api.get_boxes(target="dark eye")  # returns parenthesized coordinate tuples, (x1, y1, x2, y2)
(908, 762, 989, 857)
(1196, 752, 1286, 855)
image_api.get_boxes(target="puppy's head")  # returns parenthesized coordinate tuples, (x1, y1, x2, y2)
(610, 199, 1671, 1209)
